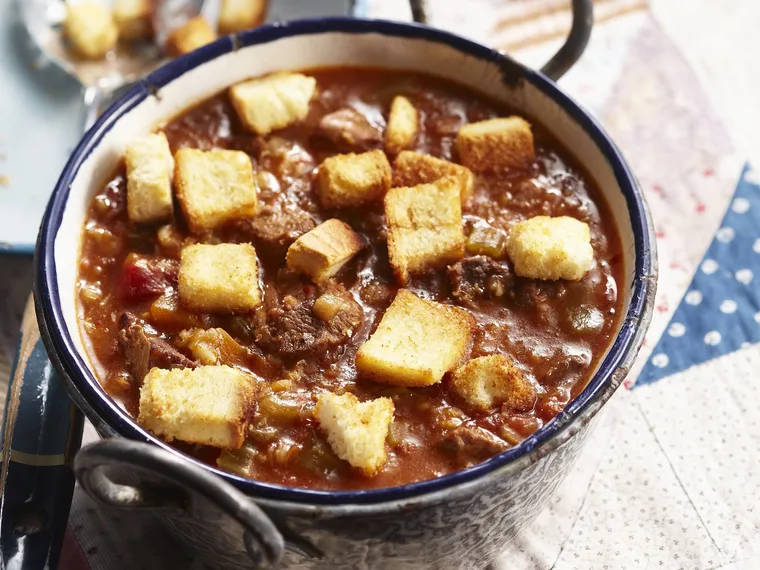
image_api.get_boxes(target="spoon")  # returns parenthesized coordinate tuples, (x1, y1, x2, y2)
(18, 0, 212, 132)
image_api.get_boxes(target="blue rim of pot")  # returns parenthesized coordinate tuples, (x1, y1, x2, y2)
(35, 17, 657, 506)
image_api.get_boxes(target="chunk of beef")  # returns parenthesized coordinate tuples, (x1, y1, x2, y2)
(91, 176, 127, 223)
(118, 313, 197, 383)
(316, 108, 383, 152)
(259, 138, 315, 182)
(317, 285, 364, 336)
(541, 346, 591, 386)
(254, 281, 363, 359)
(359, 281, 395, 307)
(447, 256, 512, 307)
(509, 279, 566, 311)
(240, 205, 316, 258)
(439, 424, 508, 466)
(226, 133, 266, 159)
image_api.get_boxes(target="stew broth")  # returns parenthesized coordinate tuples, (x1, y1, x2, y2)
(76, 68, 623, 490)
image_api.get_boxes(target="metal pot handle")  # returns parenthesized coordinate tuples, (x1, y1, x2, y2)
(408, 0, 594, 81)
(74, 439, 285, 568)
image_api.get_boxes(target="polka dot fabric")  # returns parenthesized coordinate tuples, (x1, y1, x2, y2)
(638, 165, 760, 387)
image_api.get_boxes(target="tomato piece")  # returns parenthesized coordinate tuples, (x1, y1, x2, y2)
(120, 254, 178, 300)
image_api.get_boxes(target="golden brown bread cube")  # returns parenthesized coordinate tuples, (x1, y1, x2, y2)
(113, 0, 153, 41)
(64, 1, 118, 59)
(138, 365, 256, 449)
(167, 16, 217, 57)
(316, 149, 392, 209)
(229, 72, 317, 135)
(124, 132, 174, 224)
(385, 177, 465, 285)
(506, 216, 593, 280)
(174, 148, 257, 233)
(355, 289, 474, 387)
(392, 151, 474, 203)
(450, 355, 537, 413)
(456, 117, 534, 172)
(286, 219, 366, 282)
(314, 392, 394, 475)
(178, 243, 261, 313)
(385, 96, 418, 155)
(218, 0, 266, 34)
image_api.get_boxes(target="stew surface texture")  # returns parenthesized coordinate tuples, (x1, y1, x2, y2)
(77, 68, 623, 490)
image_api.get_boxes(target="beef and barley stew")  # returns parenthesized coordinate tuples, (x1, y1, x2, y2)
(77, 68, 623, 490)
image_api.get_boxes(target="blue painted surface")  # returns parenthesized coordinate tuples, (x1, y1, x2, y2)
(8, 341, 74, 456)
(637, 164, 760, 388)
(0, 336, 84, 570)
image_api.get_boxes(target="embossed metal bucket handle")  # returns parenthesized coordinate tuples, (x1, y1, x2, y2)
(408, 0, 594, 81)
(75, 439, 285, 568)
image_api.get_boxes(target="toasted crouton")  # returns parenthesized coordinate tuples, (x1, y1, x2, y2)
(314, 392, 394, 475)
(167, 16, 217, 57)
(113, 0, 153, 41)
(286, 219, 365, 282)
(64, 1, 118, 59)
(316, 150, 392, 209)
(456, 117, 534, 172)
(385, 177, 465, 285)
(355, 289, 474, 387)
(178, 243, 261, 312)
(229, 72, 317, 135)
(218, 0, 266, 34)
(392, 151, 474, 203)
(385, 96, 419, 155)
(125, 132, 174, 224)
(451, 355, 537, 413)
(506, 216, 593, 280)
(138, 365, 256, 449)
(174, 148, 257, 233)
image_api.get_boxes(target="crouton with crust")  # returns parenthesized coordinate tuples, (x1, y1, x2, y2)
(175, 148, 257, 233)
(385, 177, 465, 285)
(355, 289, 474, 387)
(506, 216, 593, 281)
(286, 219, 365, 282)
(167, 16, 217, 57)
(125, 132, 174, 224)
(138, 365, 256, 449)
(314, 392, 394, 475)
(316, 149, 392, 209)
(113, 0, 153, 41)
(178, 243, 261, 313)
(456, 117, 534, 172)
(451, 355, 537, 413)
(229, 72, 317, 135)
(218, 0, 266, 34)
(64, 1, 118, 59)
(385, 96, 418, 155)
(392, 151, 474, 203)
